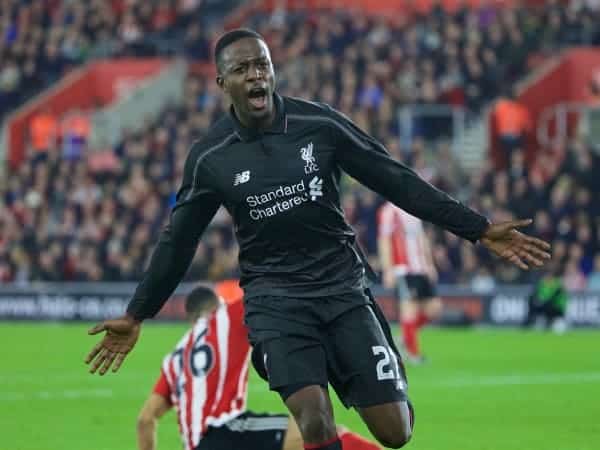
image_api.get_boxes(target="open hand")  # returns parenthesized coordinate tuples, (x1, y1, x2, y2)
(85, 315, 141, 375)
(480, 219, 551, 270)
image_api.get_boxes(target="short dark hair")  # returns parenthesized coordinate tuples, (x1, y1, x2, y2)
(214, 28, 265, 73)
(185, 285, 219, 317)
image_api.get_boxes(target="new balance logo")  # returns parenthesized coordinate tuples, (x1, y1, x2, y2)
(309, 176, 323, 200)
(233, 170, 251, 186)
(300, 142, 319, 174)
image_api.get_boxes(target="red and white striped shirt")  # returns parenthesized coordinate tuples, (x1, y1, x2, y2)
(377, 202, 432, 276)
(153, 299, 250, 450)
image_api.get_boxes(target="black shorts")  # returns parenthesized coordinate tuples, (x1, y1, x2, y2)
(245, 289, 408, 409)
(196, 412, 288, 450)
(397, 274, 436, 302)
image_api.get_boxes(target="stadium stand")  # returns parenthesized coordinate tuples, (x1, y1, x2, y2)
(1, 0, 599, 289)
(0, 0, 240, 120)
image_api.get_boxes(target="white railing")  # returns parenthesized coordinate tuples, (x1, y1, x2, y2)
(0, 121, 6, 167)
(397, 104, 467, 152)
(536, 102, 594, 149)
(396, 104, 489, 171)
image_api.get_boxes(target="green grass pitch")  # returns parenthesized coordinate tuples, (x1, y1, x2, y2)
(1, 323, 599, 450)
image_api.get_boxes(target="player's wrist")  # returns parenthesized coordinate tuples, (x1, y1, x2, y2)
(478, 220, 494, 242)
(480, 219, 494, 239)
(125, 312, 143, 325)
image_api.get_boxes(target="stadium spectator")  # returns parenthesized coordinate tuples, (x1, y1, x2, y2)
(491, 87, 532, 169)
(587, 255, 600, 290)
(0, 0, 225, 116)
(29, 107, 59, 161)
(0, 58, 21, 113)
(523, 268, 569, 333)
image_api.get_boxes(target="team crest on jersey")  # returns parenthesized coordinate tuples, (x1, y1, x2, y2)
(300, 142, 319, 174)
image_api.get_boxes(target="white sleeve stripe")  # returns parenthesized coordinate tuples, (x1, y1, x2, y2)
(186, 133, 237, 201)
(190, 325, 207, 448)
(235, 349, 250, 404)
(287, 114, 372, 151)
(211, 305, 230, 415)
(162, 357, 173, 388)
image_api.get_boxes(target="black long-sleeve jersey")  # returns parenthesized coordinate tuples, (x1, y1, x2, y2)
(127, 94, 490, 320)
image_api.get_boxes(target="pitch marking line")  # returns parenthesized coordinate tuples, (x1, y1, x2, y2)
(0, 388, 114, 401)
(2, 372, 599, 401)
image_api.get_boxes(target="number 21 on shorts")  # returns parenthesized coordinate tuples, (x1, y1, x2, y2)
(372, 345, 402, 381)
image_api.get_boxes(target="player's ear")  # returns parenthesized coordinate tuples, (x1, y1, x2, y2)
(216, 75, 225, 92)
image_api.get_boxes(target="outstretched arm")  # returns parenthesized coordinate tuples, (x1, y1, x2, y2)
(327, 107, 550, 267)
(137, 393, 171, 450)
(126, 143, 223, 321)
(329, 109, 488, 242)
(85, 143, 222, 375)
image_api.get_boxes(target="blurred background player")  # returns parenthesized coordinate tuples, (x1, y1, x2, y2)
(377, 201, 443, 363)
(136, 281, 381, 450)
(523, 268, 569, 334)
(490, 86, 532, 169)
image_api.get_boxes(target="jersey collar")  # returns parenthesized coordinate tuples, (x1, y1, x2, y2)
(228, 93, 288, 141)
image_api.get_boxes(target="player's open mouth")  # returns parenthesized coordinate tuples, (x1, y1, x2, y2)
(248, 87, 268, 109)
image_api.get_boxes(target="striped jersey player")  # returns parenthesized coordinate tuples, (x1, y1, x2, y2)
(156, 296, 249, 448)
(377, 202, 436, 277)
(377, 202, 443, 363)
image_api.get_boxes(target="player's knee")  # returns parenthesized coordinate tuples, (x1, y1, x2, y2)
(136, 413, 155, 432)
(295, 407, 336, 443)
(366, 402, 413, 449)
(374, 427, 412, 449)
(428, 297, 443, 317)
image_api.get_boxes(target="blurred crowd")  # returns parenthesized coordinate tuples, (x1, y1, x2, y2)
(3, 0, 600, 122)
(0, 0, 235, 119)
(426, 139, 600, 291)
(1, 0, 600, 289)
(0, 75, 235, 283)
(247, 0, 600, 140)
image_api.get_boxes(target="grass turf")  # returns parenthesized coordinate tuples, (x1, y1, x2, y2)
(1, 323, 599, 450)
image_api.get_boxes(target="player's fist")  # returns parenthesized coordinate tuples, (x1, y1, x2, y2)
(85, 315, 141, 375)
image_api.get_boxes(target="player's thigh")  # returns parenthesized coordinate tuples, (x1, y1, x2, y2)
(246, 304, 328, 391)
(198, 413, 289, 450)
(325, 304, 408, 409)
(256, 333, 329, 392)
